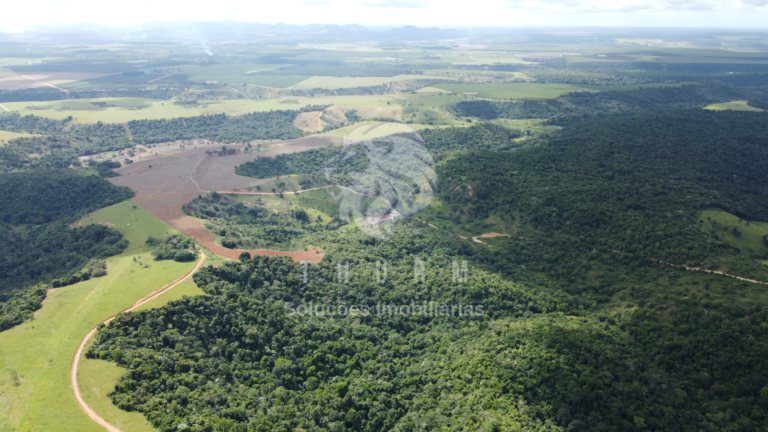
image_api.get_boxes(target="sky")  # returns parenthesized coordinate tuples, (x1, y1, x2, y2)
(1, 0, 768, 33)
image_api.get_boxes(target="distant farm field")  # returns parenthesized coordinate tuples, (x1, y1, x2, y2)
(704, 100, 766, 112)
(1, 96, 338, 123)
(247, 75, 312, 88)
(431, 82, 684, 99)
(291, 74, 447, 90)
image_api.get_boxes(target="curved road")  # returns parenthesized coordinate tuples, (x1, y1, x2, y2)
(70, 252, 207, 432)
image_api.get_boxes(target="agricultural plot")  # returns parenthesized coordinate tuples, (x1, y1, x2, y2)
(451, 55, 535, 65)
(246, 75, 312, 88)
(0, 71, 112, 90)
(291, 74, 448, 90)
(174, 64, 287, 84)
(704, 100, 765, 112)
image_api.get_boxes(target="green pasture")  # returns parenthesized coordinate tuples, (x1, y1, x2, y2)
(699, 210, 768, 258)
(0, 201, 211, 432)
(704, 100, 765, 112)
(237, 189, 341, 226)
(77, 201, 177, 253)
(0, 212, 198, 432)
(0, 129, 38, 143)
(252, 173, 328, 193)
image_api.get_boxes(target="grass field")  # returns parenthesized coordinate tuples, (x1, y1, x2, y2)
(699, 210, 768, 257)
(249, 173, 329, 193)
(1, 96, 339, 123)
(0, 197, 199, 432)
(0, 201, 212, 432)
(0, 129, 38, 143)
(235, 189, 341, 227)
(704, 100, 766, 112)
(77, 277, 206, 432)
(77, 201, 177, 253)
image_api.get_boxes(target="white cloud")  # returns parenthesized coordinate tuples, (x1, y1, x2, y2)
(365, 0, 432, 7)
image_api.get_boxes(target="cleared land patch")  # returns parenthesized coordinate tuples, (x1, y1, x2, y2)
(704, 100, 766, 112)
(699, 210, 768, 257)
(293, 111, 325, 132)
(108, 137, 339, 261)
(0, 129, 38, 143)
(0, 72, 112, 90)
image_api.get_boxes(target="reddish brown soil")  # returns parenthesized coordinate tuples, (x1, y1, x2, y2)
(109, 136, 341, 263)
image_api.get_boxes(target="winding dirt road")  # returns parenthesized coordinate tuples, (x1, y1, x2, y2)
(71, 252, 207, 432)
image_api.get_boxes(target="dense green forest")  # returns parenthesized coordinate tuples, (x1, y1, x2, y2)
(435, 109, 768, 290)
(418, 123, 525, 161)
(128, 110, 308, 144)
(0, 169, 134, 225)
(88, 221, 768, 432)
(235, 124, 525, 180)
(183, 193, 345, 248)
(235, 144, 367, 180)
(452, 83, 743, 124)
(0, 112, 129, 141)
(151, 234, 199, 262)
(0, 170, 133, 330)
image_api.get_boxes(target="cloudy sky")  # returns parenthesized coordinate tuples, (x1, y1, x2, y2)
(1, 0, 767, 33)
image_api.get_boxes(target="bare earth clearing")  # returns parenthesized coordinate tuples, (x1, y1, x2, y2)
(109, 136, 341, 262)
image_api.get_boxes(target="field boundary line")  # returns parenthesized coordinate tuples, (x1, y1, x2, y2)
(71, 252, 206, 432)
(0, 103, 9, 112)
(21, 75, 68, 92)
(288, 76, 315, 89)
(147, 73, 173, 84)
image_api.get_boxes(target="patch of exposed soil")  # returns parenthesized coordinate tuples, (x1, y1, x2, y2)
(109, 136, 341, 262)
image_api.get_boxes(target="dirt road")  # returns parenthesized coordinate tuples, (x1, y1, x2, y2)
(71, 252, 207, 432)
(109, 136, 340, 263)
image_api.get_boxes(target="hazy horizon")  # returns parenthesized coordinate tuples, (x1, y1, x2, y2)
(2, 0, 768, 34)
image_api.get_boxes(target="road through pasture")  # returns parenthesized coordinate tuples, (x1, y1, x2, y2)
(109, 136, 340, 263)
(71, 253, 207, 432)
